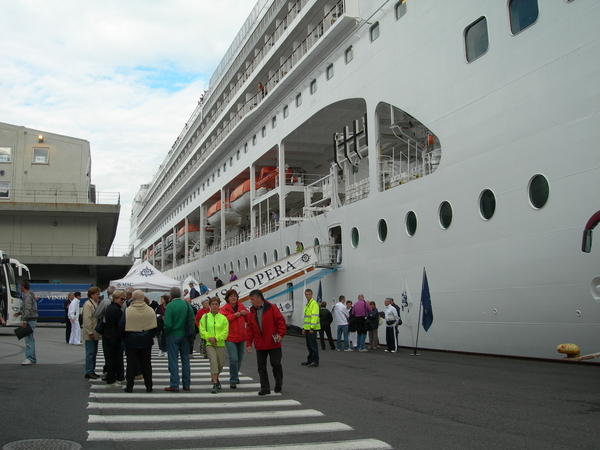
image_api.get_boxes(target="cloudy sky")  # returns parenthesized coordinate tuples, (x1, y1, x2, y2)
(0, 0, 257, 254)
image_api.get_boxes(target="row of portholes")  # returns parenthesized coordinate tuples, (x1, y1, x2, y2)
(212, 242, 314, 277)
(351, 174, 550, 247)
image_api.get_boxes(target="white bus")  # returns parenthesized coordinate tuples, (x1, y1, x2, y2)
(0, 250, 30, 326)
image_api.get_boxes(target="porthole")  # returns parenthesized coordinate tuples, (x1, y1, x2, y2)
(378, 219, 388, 242)
(217, 265, 221, 276)
(285, 246, 291, 256)
(237, 259, 241, 272)
(395, 0, 407, 20)
(439, 201, 453, 229)
(370, 22, 380, 42)
(310, 79, 317, 95)
(405, 211, 417, 236)
(272, 116, 277, 128)
(351, 227, 360, 248)
(314, 238, 320, 246)
(273, 249, 278, 261)
(509, 0, 538, 35)
(263, 252, 268, 266)
(465, 16, 489, 63)
(253, 135, 257, 145)
(245, 257, 249, 270)
(262, 126, 266, 137)
(529, 174, 549, 209)
(479, 189, 496, 220)
(283, 105, 289, 118)
(296, 93, 302, 107)
(229, 261, 233, 272)
(345, 46, 354, 64)
(326, 64, 334, 80)
(223, 263, 227, 274)
(253, 255, 258, 268)
(212, 267, 215, 277)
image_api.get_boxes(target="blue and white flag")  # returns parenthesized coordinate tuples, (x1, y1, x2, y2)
(317, 280, 323, 304)
(421, 268, 433, 332)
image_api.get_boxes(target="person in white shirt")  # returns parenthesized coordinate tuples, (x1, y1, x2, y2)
(384, 298, 399, 353)
(68, 292, 82, 345)
(333, 295, 351, 351)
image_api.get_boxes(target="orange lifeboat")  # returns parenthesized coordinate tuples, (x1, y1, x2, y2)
(256, 166, 293, 190)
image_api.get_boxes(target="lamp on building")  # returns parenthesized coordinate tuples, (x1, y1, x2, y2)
(38, 135, 44, 143)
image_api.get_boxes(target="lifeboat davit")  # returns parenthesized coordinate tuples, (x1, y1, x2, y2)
(207, 200, 241, 227)
(176, 223, 206, 254)
(164, 234, 174, 259)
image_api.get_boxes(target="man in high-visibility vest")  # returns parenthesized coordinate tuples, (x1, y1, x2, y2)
(301, 288, 320, 367)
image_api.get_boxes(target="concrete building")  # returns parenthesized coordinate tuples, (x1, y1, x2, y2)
(0, 121, 131, 286)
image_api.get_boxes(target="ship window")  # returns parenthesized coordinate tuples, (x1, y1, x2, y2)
(285, 246, 291, 256)
(0, 147, 11, 163)
(253, 135, 257, 145)
(230, 157, 233, 166)
(224, 163, 227, 172)
(351, 227, 360, 248)
(345, 46, 354, 64)
(237, 259, 241, 272)
(262, 126, 266, 137)
(223, 263, 227, 274)
(244, 143, 248, 153)
(253, 255, 258, 268)
(217, 265, 220, 276)
(296, 93, 302, 107)
(395, 0, 407, 20)
(272, 116, 277, 128)
(0, 181, 9, 198)
(314, 238, 320, 246)
(326, 64, 334, 80)
(509, 0, 538, 35)
(528, 174, 549, 209)
(310, 79, 317, 95)
(283, 105, 289, 118)
(212, 267, 215, 277)
(237, 150, 240, 160)
(406, 211, 417, 236)
(465, 17, 489, 62)
(378, 219, 388, 242)
(217, 169, 220, 177)
(230, 261, 233, 272)
(439, 201, 453, 229)
(479, 189, 496, 220)
(263, 252, 268, 266)
(273, 249, 278, 261)
(370, 22, 380, 42)
(245, 257, 249, 270)
(33, 147, 49, 164)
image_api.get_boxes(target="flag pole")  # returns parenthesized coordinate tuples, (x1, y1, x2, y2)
(402, 269, 415, 349)
(410, 297, 422, 356)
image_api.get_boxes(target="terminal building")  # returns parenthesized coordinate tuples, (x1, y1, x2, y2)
(0, 121, 131, 287)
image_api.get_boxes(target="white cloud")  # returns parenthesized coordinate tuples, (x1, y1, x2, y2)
(0, 0, 257, 254)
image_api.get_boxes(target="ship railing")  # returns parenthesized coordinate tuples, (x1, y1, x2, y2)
(138, 1, 347, 230)
(315, 244, 342, 268)
(3, 188, 120, 205)
(345, 178, 370, 205)
(0, 242, 119, 257)
(223, 229, 252, 249)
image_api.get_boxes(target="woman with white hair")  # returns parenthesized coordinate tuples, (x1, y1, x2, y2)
(121, 290, 157, 393)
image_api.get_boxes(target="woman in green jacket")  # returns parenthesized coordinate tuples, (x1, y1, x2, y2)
(199, 297, 229, 394)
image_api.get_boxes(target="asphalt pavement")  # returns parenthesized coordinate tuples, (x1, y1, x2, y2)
(0, 324, 599, 450)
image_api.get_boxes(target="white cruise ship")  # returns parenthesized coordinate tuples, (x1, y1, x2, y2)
(130, 0, 600, 359)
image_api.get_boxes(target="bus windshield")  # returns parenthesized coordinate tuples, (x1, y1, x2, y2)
(7, 262, 19, 297)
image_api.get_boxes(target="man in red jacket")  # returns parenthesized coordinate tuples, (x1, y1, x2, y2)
(246, 289, 286, 396)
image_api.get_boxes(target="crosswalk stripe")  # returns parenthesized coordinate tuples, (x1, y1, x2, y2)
(89, 391, 280, 399)
(89, 409, 323, 424)
(155, 439, 392, 450)
(90, 382, 261, 390)
(87, 422, 353, 442)
(89, 377, 254, 387)
(87, 399, 301, 410)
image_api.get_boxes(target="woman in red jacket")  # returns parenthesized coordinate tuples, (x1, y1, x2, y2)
(219, 289, 248, 389)
(246, 289, 286, 395)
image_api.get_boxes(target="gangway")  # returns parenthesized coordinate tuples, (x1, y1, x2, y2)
(193, 245, 341, 305)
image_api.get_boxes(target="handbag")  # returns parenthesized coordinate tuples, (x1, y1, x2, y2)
(14, 323, 33, 340)
(94, 319, 105, 335)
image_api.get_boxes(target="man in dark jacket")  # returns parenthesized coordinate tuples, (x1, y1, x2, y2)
(103, 290, 125, 387)
(246, 289, 286, 396)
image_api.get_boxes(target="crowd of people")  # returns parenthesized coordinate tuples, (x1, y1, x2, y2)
(12, 280, 402, 395)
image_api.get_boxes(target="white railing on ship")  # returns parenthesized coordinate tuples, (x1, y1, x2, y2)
(138, 1, 346, 230)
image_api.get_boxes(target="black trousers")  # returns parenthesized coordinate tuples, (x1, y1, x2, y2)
(256, 347, 283, 392)
(104, 336, 123, 384)
(318, 325, 335, 350)
(386, 326, 398, 352)
(125, 347, 152, 390)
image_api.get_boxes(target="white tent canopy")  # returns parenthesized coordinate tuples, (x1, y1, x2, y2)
(110, 261, 180, 291)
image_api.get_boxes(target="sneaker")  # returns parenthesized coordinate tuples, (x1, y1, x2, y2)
(134, 374, 143, 380)
(230, 383, 237, 389)
(358, 349, 369, 352)
(21, 359, 34, 366)
(107, 382, 121, 388)
(85, 373, 99, 379)
(336, 349, 341, 352)
(307, 362, 318, 367)
(344, 348, 353, 352)
(211, 384, 219, 394)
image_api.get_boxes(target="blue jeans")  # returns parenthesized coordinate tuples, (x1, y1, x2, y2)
(224, 341, 245, 384)
(337, 324, 349, 350)
(85, 339, 99, 375)
(24, 320, 37, 363)
(305, 331, 319, 365)
(357, 332, 367, 350)
(166, 335, 191, 389)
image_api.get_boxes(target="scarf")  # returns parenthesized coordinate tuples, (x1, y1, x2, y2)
(125, 299, 157, 332)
